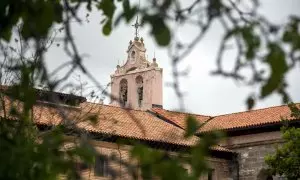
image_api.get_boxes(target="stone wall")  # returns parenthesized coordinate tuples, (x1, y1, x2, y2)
(232, 143, 279, 180)
(208, 158, 233, 180)
(80, 140, 233, 180)
(80, 141, 133, 180)
(222, 131, 284, 180)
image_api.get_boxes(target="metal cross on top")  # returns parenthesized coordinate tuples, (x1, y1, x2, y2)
(132, 15, 141, 38)
(132, 0, 141, 38)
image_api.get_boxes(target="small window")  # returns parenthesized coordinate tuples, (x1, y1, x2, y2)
(94, 155, 109, 177)
(131, 51, 136, 58)
(208, 169, 214, 180)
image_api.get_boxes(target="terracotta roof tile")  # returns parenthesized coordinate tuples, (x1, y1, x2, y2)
(199, 104, 299, 132)
(1, 97, 199, 146)
(0, 96, 235, 153)
(33, 102, 234, 152)
(152, 105, 300, 133)
(77, 103, 199, 146)
(151, 108, 212, 129)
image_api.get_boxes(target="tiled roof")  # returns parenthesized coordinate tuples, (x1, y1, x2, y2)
(151, 108, 212, 129)
(1, 97, 199, 147)
(200, 104, 299, 132)
(0, 93, 235, 153)
(78, 103, 199, 146)
(152, 105, 299, 133)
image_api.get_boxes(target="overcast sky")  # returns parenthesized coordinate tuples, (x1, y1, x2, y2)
(45, 0, 300, 115)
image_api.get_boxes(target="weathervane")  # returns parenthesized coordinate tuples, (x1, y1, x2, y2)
(132, 0, 141, 39)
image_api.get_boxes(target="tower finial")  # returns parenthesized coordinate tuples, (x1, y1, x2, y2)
(132, 0, 141, 39)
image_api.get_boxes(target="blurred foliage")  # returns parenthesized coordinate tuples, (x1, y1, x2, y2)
(1, 0, 300, 109)
(130, 116, 224, 180)
(265, 103, 300, 179)
(0, 119, 94, 180)
(0, 0, 300, 179)
(0, 65, 96, 180)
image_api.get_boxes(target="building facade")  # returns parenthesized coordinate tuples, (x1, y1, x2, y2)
(101, 32, 299, 179)
(1, 29, 299, 180)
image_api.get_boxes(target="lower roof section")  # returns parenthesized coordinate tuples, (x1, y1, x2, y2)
(151, 104, 300, 135)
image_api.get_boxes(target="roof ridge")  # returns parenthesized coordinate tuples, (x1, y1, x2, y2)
(152, 107, 212, 117)
(214, 103, 299, 118)
(85, 102, 300, 118)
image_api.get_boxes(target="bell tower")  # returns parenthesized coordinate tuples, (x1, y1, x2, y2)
(110, 20, 163, 110)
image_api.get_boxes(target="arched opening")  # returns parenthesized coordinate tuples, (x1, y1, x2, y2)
(131, 51, 136, 58)
(136, 76, 143, 107)
(119, 79, 128, 107)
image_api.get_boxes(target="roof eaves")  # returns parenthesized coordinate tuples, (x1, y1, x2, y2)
(197, 118, 300, 135)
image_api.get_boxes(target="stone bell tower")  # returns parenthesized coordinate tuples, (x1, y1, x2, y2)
(110, 20, 163, 110)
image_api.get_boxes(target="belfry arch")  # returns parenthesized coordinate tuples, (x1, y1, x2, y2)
(135, 76, 143, 107)
(119, 79, 128, 107)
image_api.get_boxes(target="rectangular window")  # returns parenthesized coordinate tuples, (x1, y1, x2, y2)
(208, 169, 214, 180)
(94, 155, 109, 177)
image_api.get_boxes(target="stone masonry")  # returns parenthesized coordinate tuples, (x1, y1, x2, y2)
(80, 140, 233, 180)
(223, 131, 284, 180)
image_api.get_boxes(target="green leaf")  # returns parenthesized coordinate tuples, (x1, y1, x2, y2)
(225, 26, 260, 60)
(73, 145, 95, 164)
(282, 30, 294, 42)
(87, 114, 98, 124)
(288, 103, 300, 119)
(53, 2, 63, 23)
(241, 26, 260, 60)
(144, 15, 171, 46)
(224, 27, 241, 40)
(282, 17, 300, 51)
(265, 126, 300, 178)
(207, 0, 222, 19)
(102, 19, 112, 35)
(124, 8, 137, 23)
(261, 43, 288, 98)
(98, 0, 116, 19)
(185, 115, 199, 137)
(246, 96, 255, 110)
(123, 0, 130, 12)
(153, 23, 171, 46)
(1, 28, 12, 42)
